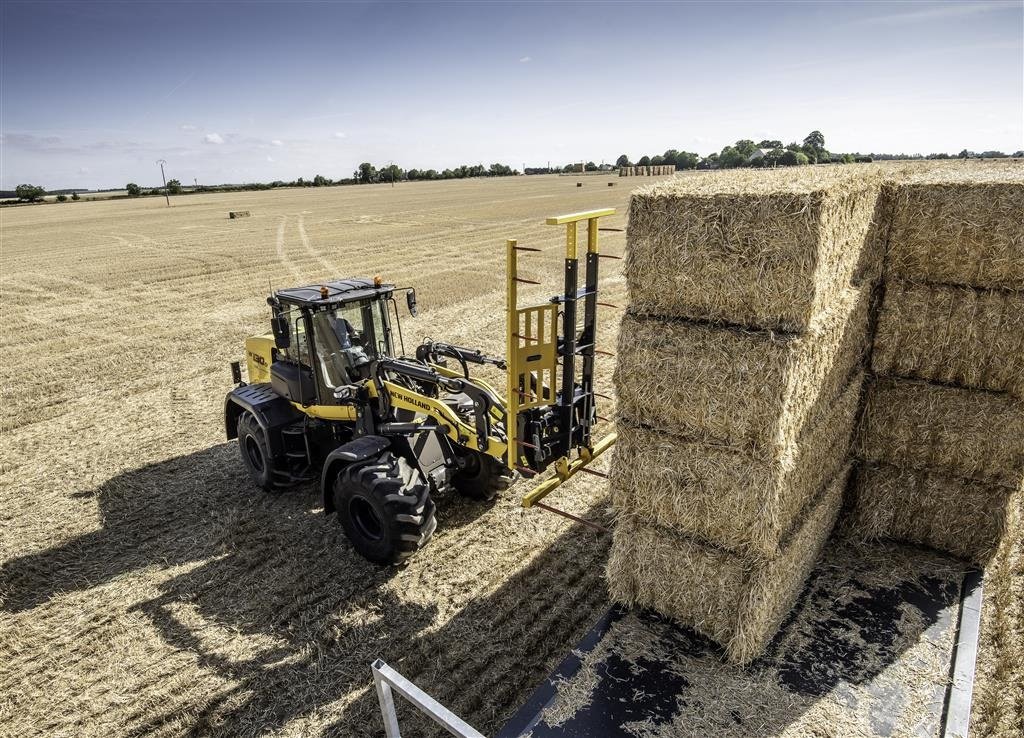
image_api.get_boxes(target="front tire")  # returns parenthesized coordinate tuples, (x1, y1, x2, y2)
(237, 412, 275, 491)
(333, 452, 437, 565)
(452, 449, 514, 501)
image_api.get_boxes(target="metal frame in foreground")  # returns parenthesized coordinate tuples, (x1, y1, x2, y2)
(372, 658, 485, 738)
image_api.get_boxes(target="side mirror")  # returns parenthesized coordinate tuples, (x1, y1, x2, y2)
(406, 288, 418, 317)
(271, 315, 291, 349)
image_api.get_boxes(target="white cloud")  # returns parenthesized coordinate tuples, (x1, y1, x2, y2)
(78, 166, 90, 174)
(204, 133, 225, 145)
(271, 139, 283, 147)
(519, 56, 531, 63)
(180, 124, 197, 131)
(334, 131, 346, 139)
(856, 1, 1012, 25)
(266, 155, 274, 162)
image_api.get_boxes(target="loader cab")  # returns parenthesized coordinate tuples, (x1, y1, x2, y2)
(268, 278, 400, 406)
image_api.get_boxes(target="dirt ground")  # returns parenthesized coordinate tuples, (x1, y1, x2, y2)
(1, 173, 1019, 737)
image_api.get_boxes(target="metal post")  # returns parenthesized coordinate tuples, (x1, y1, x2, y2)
(506, 238, 518, 470)
(156, 159, 170, 207)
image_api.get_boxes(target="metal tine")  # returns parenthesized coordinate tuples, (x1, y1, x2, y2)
(516, 439, 540, 450)
(594, 349, 615, 357)
(577, 466, 610, 479)
(596, 415, 612, 422)
(533, 502, 610, 533)
(593, 392, 613, 400)
(515, 465, 538, 478)
(514, 277, 541, 285)
(513, 246, 543, 252)
(598, 253, 622, 260)
(514, 388, 539, 401)
(513, 332, 539, 342)
(596, 302, 620, 309)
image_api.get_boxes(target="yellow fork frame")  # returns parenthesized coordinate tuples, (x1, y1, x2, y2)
(506, 208, 617, 508)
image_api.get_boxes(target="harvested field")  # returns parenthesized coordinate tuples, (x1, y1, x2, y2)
(857, 377, 1024, 487)
(845, 463, 1016, 564)
(871, 281, 1024, 397)
(624, 167, 885, 332)
(606, 465, 847, 664)
(615, 284, 870, 457)
(886, 165, 1024, 288)
(611, 374, 861, 558)
(0, 175, 640, 737)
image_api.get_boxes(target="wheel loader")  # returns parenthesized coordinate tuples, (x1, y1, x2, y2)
(224, 209, 617, 564)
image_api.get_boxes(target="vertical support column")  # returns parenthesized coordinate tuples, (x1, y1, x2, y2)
(560, 223, 579, 458)
(505, 238, 519, 469)
(580, 217, 600, 447)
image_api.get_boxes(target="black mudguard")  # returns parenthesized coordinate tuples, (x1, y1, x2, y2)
(321, 435, 392, 513)
(224, 383, 303, 457)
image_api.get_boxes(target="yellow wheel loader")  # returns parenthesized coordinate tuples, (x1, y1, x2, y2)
(224, 210, 617, 564)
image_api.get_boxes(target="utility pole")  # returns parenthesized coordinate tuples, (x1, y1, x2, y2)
(156, 159, 170, 207)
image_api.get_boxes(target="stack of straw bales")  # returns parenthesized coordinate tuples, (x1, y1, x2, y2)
(608, 168, 886, 663)
(848, 166, 1024, 563)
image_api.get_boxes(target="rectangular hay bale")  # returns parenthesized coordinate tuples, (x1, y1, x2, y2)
(607, 465, 848, 664)
(614, 283, 871, 458)
(612, 373, 862, 558)
(857, 378, 1024, 488)
(871, 281, 1024, 397)
(886, 167, 1024, 288)
(625, 167, 885, 332)
(845, 463, 1017, 564)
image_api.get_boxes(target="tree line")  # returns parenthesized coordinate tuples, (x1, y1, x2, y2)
(8, 131, 1022, 203)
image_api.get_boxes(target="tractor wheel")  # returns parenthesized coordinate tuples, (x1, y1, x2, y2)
(452, 449, 514, 501)
(237, 411, 275, 491)
(333, 452, 437, 565)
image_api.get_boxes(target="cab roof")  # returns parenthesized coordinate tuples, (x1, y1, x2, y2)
(272, 277, 395, 308)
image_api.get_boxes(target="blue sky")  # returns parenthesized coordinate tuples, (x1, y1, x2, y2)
(1, 0, 1022, 189)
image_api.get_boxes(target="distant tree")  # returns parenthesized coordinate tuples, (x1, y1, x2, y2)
(785, 142, 802, 153)
(733, 139, 757, 159)
(855, 155, 873, 163)
(356, 163, 376, 184)
(56, 194, 68, 202)
(698, 153, 719, 170)
(15, 184, 46, 201)
(650, 155, 665, 166)
(718, 146, 747, 169)
(980, 151, 1007, 158)
(1014, 151, 1024, 158)
(381, 164, 403, 182)
(780, 150, 809, 166)
(312, 174, 328, 187)
(166, 178, 183, 194)
(125, 182, 141, 197)
(637, 155, 651, 166)
(424, 169, 439, 179)
(841, 154, 855, 164)
(757, 140, 783, 149)
(584, 161, 598, 171)
(675, 151, 700, 170)
(803, 130, 825, 151)
(957, 149, 971, 159)
(661, 150, 679, 167)
(615, 154, 631, 167)
(71, 192, 81, 200)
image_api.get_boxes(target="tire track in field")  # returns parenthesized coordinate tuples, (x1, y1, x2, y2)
(296, 212, 339, 276)
(275, 216, 304, 281)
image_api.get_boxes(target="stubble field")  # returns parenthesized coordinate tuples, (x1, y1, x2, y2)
(0, 174, 636, 737)
(1, 172, 1018, 737)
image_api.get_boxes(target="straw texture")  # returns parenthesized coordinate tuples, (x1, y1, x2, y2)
(615, 284, 871, 458)
(607, 465, 848, 664)
(612, 374, 861, 558)
(845, 463, 1017, 564)
(625, 167, 885, 332)
(886, 168, 1024, 288)
(872, 282, 1024, 397)
(857, 377, 1024, 488)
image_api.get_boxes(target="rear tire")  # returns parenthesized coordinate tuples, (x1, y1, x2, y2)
(333, 452, 437, 565)
(452, 449, 514, 501)
(237, 412, 275, 491)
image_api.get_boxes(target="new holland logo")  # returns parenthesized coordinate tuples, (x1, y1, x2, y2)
(396, 391, 433, 413)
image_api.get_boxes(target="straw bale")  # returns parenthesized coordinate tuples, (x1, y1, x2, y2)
(845, 463, 1017, 564)
(615, 283, 871, 458)
(607, 465, 848, 664)
(612, 374, 862, 557)
(872, 281, 1024, 397)
(857, 378, 1024, 488)
(625, 166, 885, 332)
(886, 166, 1024, 288)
